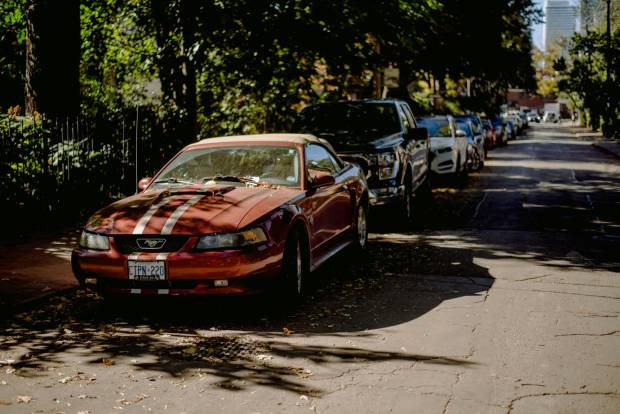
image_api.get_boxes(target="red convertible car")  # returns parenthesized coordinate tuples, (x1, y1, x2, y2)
(72, 134, 369, 298)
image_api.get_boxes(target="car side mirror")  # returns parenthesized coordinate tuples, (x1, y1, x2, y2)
(410, 127, 429, 141)
(138, 177, 152, 191)
(456, 129, 467, 138)
(309, 171, 336, 188)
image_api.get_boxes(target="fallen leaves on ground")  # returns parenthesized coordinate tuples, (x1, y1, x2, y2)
(282, 327, 293, 336)
(117, 393, 149, 406)
(102, 358, 115, 366)
(16, 395, 32, 404)
(290, 367, 313, 378)
(77, 394, 97, 400)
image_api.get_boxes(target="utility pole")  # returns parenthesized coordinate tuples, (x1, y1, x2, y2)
(604, 0, 612, 137)
(606, 0, 611, 82)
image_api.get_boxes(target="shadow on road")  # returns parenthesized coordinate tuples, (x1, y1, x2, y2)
(2, 124, 618, 396)
(1, 234, 489, 394)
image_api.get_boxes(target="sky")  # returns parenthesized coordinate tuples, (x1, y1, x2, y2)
(532, 0, 545, 49)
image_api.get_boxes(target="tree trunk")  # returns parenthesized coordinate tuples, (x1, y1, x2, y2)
(150, 0, 197, 142)
(25, 0, 80, 118)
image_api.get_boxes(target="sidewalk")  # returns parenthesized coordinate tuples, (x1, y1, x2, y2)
(592, 140, 620, 159)
(0, 230, 79, 314)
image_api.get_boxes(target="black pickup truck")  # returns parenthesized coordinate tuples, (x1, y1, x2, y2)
(295, 99, 430, 223)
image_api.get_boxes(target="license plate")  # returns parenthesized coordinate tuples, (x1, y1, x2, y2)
(128, 261, 166, 281)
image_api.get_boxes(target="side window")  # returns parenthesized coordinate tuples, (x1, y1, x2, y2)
(472, 120, 482, 135)
(306, 144, 338, 177)
(401, 104, 417, 129)
(397, 106, 411, 132)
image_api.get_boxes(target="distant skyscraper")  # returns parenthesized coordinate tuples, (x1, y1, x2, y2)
(544, 0, 577, 53)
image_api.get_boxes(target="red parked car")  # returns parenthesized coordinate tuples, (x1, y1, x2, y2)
(481, 118, 497, 151)
(72, 134, 369, 298)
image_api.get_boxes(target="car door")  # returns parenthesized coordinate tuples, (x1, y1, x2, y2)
(304, 144, 354, 258)
(399, 104, 427, 187)
(450, 117, 468, 170)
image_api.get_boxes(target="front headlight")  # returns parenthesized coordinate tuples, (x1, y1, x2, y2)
(377, 152, 398, 180)
(196, 227, 268, 250)
(79, 231, 110, 250)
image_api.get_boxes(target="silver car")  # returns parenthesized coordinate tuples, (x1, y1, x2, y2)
(418, 115, 468, 176)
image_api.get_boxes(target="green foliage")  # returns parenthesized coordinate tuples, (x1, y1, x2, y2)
(559, 29, 620, 137)
(0, 0, 27, 110)
(3, 0, 541, 139)
(80, 0, 159, 111)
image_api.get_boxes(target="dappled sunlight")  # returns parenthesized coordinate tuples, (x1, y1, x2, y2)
(488, 158, 620, 174)
(33, 236, 77, 261)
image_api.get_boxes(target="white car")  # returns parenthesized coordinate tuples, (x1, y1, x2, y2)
(456, 118, 486, 171)
(418, 115, 468, 176)
(543, 112, 559, 123)
(503, 113, 524, 133)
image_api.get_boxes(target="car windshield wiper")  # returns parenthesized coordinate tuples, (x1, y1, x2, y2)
(202, 175, 258, 184)
(152, 177, 195, 185)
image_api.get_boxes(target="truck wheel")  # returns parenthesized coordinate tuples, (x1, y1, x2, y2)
(402, 181, 414, 224)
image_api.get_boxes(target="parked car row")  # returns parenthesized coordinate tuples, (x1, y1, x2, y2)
(71, 99, 525, 302)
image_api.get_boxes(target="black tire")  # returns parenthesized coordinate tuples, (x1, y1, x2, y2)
(281, 229, 308, 299)
(352, 203, 369, 251)
(417, 175, 432, 203)
(455, 154, 468, 185)
(401, 180, 415, 225)
(467, 146, 480, 172)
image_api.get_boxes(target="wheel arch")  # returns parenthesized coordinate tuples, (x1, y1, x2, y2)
(286, 217, 311, 264)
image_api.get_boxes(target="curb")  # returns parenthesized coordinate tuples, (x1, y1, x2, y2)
(592, 142, 620, 160)
(0, 285, 79, 320)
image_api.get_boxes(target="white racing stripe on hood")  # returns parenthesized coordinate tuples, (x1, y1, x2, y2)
(132, 198, 170, 235)
(160, 195, 205, 235)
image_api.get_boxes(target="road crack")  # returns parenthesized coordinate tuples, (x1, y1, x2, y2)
(555, 330, 619, 337)
(507, 391, 620, 413)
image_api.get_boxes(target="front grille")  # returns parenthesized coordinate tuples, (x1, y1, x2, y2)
(114, 235, 190, 254)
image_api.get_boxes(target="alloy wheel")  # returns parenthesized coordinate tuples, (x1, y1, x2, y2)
(357, 205, 368, 249)
(295, 239, 303, 294)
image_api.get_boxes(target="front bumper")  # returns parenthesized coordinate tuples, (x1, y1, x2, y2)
(72, 236, 283, 296)
(430, 151, 457, 174)
(368, 184, 405, 207)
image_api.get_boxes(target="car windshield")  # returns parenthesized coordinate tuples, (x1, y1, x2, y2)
(417, 118, 452, 138)
(152, 145, 301, 188)
(461, 117, 482, 134)
(456, 122, 473, 137)
(295, 102, 401, 145)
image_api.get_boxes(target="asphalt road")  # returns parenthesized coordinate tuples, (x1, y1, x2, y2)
(1, 123, 619, 413)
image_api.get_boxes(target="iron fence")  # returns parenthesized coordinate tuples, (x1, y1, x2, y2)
(0, 109, 176, 234)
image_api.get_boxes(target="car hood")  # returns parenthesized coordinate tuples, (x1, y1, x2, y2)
(430, 137, 456, 150)
(326, 132, 404, 154)
(85, 184, 303, 235)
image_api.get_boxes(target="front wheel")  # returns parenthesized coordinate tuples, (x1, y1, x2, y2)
(353, 204, 368, 251)
(466, 146, 480, 172)
(401, 182, 415, 225)
(282, 230, 307, 299)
